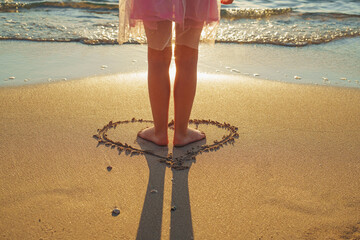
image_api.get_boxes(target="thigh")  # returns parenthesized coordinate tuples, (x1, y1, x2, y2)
(175, 19, 204, 50)
(143, 20, 172, 51)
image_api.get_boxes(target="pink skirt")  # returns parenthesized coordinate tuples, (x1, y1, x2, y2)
(130, 0, 219, 26)
(118, 0, 221, 45)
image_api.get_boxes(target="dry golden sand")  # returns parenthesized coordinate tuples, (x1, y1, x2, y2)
(1, 73, 360, 239)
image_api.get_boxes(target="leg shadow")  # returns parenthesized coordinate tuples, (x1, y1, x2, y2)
(170, 139, 206, 240)
(136, 138, 168, 240)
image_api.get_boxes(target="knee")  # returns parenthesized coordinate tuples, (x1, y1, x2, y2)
(175, 45, 198, 67)
(148, 46, 172, 68)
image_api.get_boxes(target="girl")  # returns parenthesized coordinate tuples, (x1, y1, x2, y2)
(118, 0, 234, 147)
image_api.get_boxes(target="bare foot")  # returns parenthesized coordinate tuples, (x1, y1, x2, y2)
(137, 126, 168, 146)
(173, 128, 206, 147)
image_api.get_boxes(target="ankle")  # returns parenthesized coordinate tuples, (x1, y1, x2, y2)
(174, 128, 188, 138)
(154, 127, 168, 137)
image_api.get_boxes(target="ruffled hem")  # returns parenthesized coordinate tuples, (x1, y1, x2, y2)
(118, 0, 221, 45)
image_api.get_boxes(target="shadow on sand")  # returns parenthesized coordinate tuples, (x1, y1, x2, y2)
(136, 137, 206, 240)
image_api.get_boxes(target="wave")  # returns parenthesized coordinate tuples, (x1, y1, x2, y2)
(220, 8, 293, 19)
(0, 36, 117, 44)
(2, 32, 359, 47)
(1, 1, 359, 47)
(299, 12, 360, 19)
(1, 1, 291, 18)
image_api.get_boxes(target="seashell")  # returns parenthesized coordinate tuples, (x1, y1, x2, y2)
(231, 69, 240, 73)
(322, 77, 328, 81)
(112, 208, 120, 216)
(294, 76, 302, 80)
(24, 79, 29, 82)
(340, 77, 347, 80)
(9, 76, 15, 80)
(253, 73, 259, 77)
(150, 189, 158, 194)
(101, 65, 108, 68)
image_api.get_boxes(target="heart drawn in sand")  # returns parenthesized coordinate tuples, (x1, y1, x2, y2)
(93, 118, 239, 170)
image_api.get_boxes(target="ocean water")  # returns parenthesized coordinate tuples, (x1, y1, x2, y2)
(0, 0, 360, 46)
(1, 0, 359, 88)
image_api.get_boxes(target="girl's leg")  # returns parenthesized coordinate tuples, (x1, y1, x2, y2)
(173, 23, 205, 147)
(138, 21, 172, 146)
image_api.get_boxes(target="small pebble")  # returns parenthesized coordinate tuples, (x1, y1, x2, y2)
(47, 78, 52, 82)
(150, 189, 158, 194)
(171, 206, 176, 212)
(112, 208, 120, 216)
(24, 79, 29, 82)
(294, 76, 302, 80)
(340, 77, 347, 81)
(355, 80, 359, 84)
(225, 66, 231, 69)
(231, 69, 240, 73)
(62, 78, 67, 81)
(322, 77, 328, 81)
(101, 65, 108, 68)
(9, 76, 15, 80)
(253, 73, 259, 77)
(107, 166, 112, 172)
(132, 60, 137, 63)
(348, 80, 351, 83)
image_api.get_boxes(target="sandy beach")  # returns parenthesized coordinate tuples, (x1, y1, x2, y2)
(1, 71, 360, 239)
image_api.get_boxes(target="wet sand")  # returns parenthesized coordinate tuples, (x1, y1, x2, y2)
(2, 39, 360, 89)
(0, 73, 360, 239)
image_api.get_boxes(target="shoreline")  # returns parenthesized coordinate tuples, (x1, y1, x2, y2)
(1, 73, 360, 239)
(1, 38, 360, 89)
